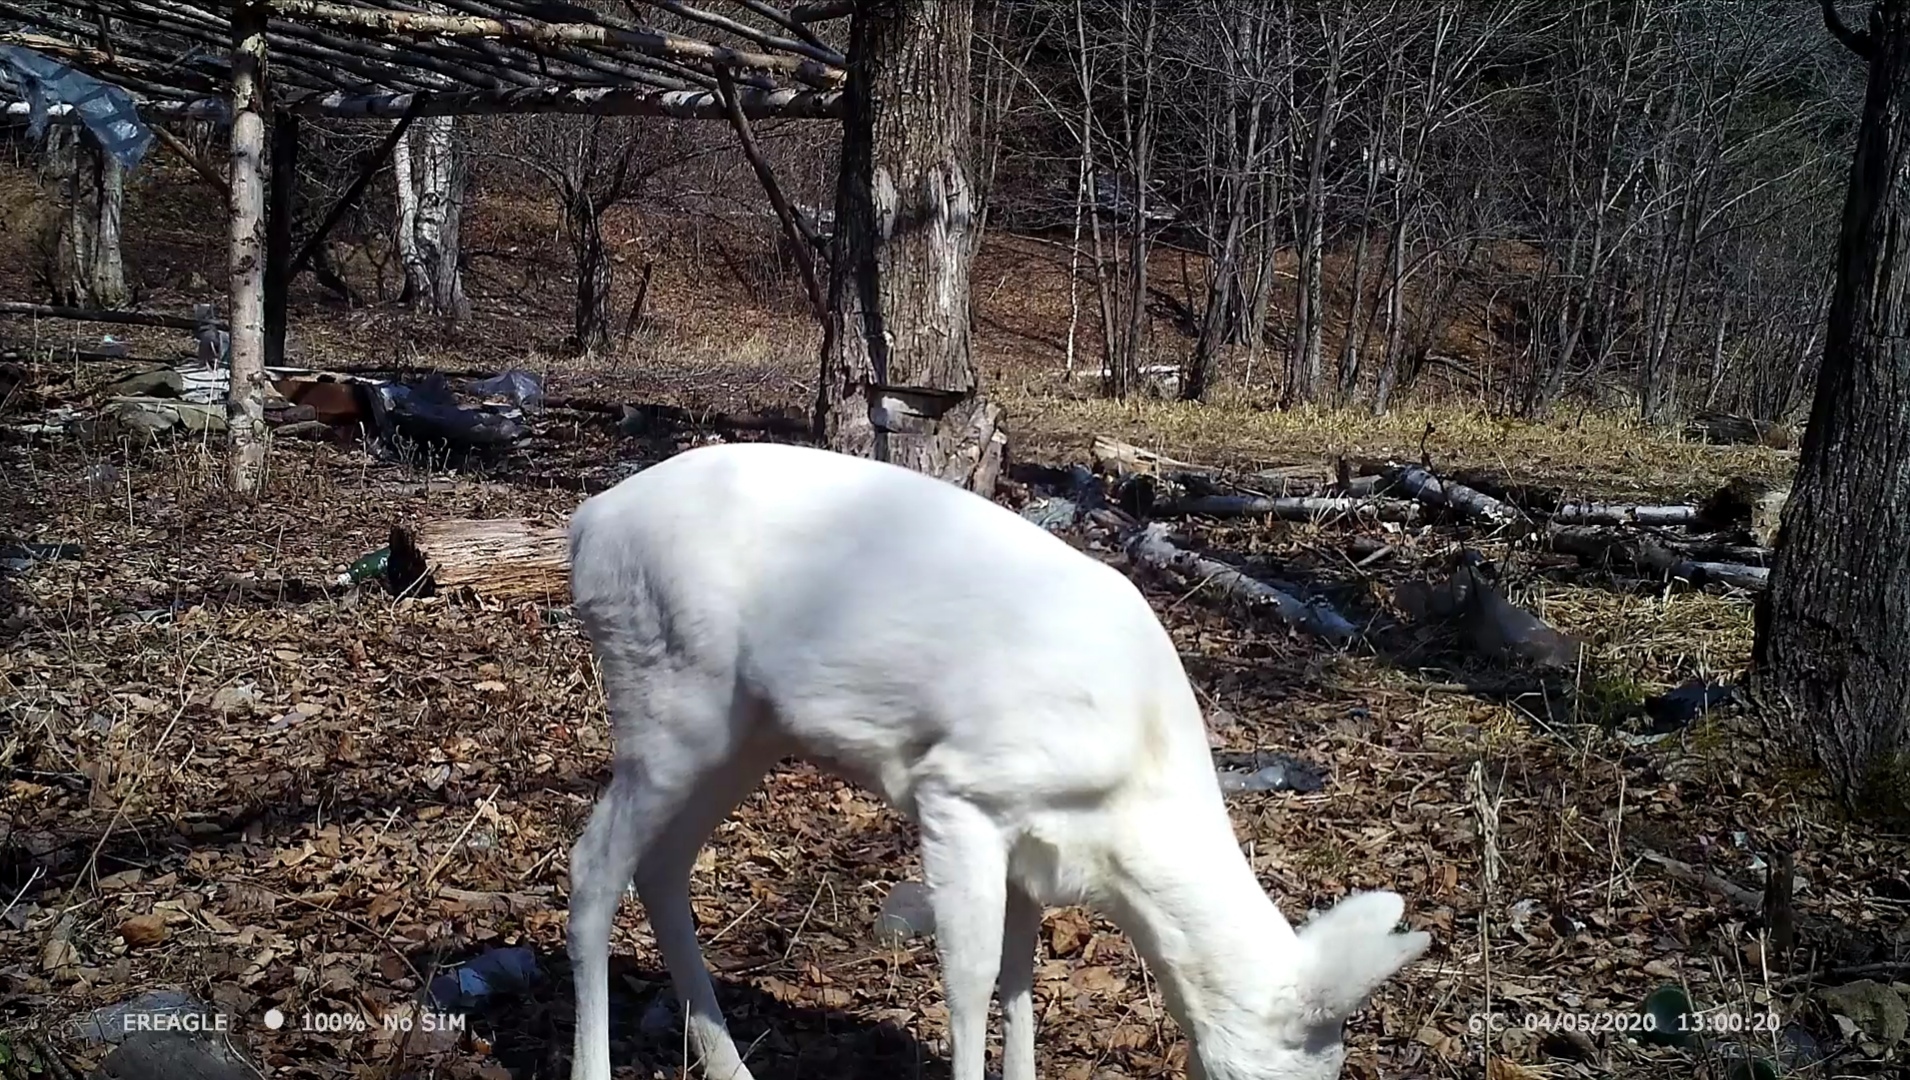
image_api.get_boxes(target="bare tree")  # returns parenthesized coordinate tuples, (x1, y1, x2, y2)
(1754, 0, 1910, 810)
(39, 127, 128, 309)
(817, 0, 1005, 494)
(393, 115, 468, 322)
(1283, 0, 1352, 407)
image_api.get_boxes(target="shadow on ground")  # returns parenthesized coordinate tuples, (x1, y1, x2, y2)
(459, 949, 944, 1080)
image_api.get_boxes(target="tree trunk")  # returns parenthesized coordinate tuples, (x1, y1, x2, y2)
(816, 0, 1004, 496)
(1753, 2, 1910, 809)
(227, 2, 269, 495)
(44, 128, 129, 309)
(569, 192, 613, 352)
(415, 114, 469, 322)
(393, 124, 427, 302)
(265, 112, 298, 368)
(91, 148, 127, 308)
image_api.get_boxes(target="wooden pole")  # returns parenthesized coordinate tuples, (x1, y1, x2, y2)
(228, 1, 269, 495)
(265, 110, 298, 369)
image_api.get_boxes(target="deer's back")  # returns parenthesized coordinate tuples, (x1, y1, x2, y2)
(569, 443, 1208, 809)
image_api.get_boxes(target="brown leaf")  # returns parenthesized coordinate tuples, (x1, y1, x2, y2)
(119, 913, 168, 948)
(1050, 909, 1093, 958)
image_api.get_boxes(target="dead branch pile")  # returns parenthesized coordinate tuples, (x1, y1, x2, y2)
(1009, 436, 1786, 669)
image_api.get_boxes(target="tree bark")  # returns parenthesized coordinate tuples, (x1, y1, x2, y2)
(1754, 0, 1910, 807)
(393, 123, 426, 302)
(42, 127, 129, 309)
(415, 115, 469, 322)
(816, 0, 1004, 496)
(1285, 3, 1346, 408)
(227, 1, 269, 495)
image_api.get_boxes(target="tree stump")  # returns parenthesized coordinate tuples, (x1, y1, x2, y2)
(386, 518, 569, 603)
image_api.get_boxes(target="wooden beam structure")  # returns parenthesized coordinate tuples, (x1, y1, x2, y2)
(0, 0, 853, 493)
(2, 0, 850, 123)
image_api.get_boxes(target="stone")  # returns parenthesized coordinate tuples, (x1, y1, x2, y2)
(105, 369, 184, 399)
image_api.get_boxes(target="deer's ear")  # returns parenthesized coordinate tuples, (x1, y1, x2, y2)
(1289, 891, 1430, 1025)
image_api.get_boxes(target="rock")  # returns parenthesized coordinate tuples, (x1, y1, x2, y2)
(1816, 979, 1908, 1047)
(104, 398, 227, 438)
(87, 1032, 252, 1080)
(117, 913, 167, 948)
(105, 369, 184, 399)
(875, 880, 935, 943)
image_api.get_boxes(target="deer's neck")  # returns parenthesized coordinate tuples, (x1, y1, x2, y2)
(1101, 799, 1299, 1072)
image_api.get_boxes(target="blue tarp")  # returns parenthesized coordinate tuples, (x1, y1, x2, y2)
(0, 45, 153, 171)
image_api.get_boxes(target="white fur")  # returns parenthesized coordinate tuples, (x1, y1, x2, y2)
(564, 442, 1429, 1080)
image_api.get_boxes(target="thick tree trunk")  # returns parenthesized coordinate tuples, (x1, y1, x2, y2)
(816, 0, 1004, 496)
(43, 128, 129, 309)
(393, 124, 427, 302)
(1753, 1, 1910, 807)
(415, 115, 469, 322)
(226, 2, 269, 495)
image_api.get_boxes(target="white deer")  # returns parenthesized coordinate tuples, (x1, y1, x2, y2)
(565, 441, 1429, 1080)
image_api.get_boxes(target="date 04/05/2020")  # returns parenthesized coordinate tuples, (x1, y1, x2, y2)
(1468, 1010, 1780, 1036)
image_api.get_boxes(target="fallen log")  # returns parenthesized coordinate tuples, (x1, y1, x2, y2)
(1384, 463, 1528, 527)
(0, 301, 223, 331)
(1544, 526, 1769, 591)
(1684, 409, 1795, 450)
(386, 518, 570, 603)
(1152, 494, 1421, 524)
(614, 400, 811, 438)
(1125, 524, 1357, 642)
(1393, 556, 1582, 669)
(1551, 502, 1702, 527)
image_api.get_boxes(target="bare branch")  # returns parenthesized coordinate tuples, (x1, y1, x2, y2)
(714, 64, 824, 323)
(1820, 0, 1875, 60)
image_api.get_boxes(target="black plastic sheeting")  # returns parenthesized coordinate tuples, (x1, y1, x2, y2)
(0, 45, 154, 171)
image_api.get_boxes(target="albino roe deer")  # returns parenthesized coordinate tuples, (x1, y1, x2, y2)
(565, 442, 1429, 1080)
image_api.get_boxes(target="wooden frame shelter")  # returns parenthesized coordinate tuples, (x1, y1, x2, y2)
(0, 0, 849, 491)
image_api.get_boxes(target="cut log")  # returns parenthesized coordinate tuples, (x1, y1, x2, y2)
(1393, 557, 1582, 669)
(1544, 526, 1769, 591)
(1384, 463, 1528, 527)
(1551, 502, 1702, 527)
(386, 518, 569, 603)
(1124, 524, 1357, 641)
(1152, 494, 1422, 524)
(1091, 434, 1196, 476)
